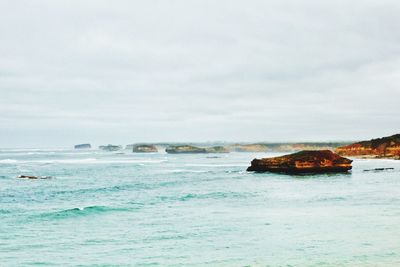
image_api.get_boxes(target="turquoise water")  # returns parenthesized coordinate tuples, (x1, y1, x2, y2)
(1, 149, 400, 266)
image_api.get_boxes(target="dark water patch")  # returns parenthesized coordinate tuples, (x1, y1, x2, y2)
(50, 183, 152, 197)
(158, 191, 257, 203)
(310, 196, 349, 203)
(25, 262, 53, 266)
(0, 209, 12, 214)
(157, 180, 186, 187)
(250, 171, 352, 179)
(33, 205, 137, 220)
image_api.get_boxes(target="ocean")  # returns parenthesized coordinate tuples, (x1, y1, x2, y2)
(0, 148, 399, 266)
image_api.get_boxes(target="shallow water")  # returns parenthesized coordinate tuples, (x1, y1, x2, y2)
(0, 149, 399, 266)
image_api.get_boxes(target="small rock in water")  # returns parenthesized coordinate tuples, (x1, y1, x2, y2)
(18, 175, 52, 179)
(363, 168, 394, 172)
(74, 143, 91, 149)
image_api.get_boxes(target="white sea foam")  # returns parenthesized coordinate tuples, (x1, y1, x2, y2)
(0, 158, 167, 164)
(0, 159, 18, 164)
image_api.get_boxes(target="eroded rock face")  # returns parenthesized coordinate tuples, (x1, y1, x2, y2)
(247, 150, 352, 173)
(132, 144, 158, 153)
(166, 145, 207, 154)
(99, 144, 122, 151)
(229, 144, 269, 152)
(205, 146, 229, 153)
(336, 134, 400, 159)
(74, 143, 91, 149)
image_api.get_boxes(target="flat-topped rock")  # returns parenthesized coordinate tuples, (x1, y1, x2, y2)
(132, 144, 158, 153)
(99, 144, 122, 151)
(247, 150, 352, 173)
(336, 134, 400, 159)
(74, 143, 91, 149)
(166, 145, 207, 154)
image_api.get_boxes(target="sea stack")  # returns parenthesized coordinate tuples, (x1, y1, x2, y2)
(166, 145, 207, 154)
(132, 144, 158, 153)
(99, 144, 122, 151)
(336, 134, 400, 159)
(74, 143, 91, 149)
(247, 150, 352, 173)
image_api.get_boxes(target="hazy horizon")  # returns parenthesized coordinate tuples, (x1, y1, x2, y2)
(0, 138, 381, 150)
(1, 0, 400, 147)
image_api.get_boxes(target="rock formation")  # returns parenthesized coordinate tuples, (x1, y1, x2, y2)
(229, 144, 269, 152)
(132, 144, 158, 153)
(99, 144, 122, 151)
(247, 150, 352, 173)
(228, 143, 346, 152)
(336, 134, 400, 159)
(74, 143, 91, 149)
(205, 146, 229, 153)
(166, 145, 207, 154)
(18, 175, 52, 179)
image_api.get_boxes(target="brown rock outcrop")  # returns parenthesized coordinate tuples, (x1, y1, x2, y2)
(132, 144, 158, 153)
(336, 134, 400, 159)
(247, 150, 352, 173)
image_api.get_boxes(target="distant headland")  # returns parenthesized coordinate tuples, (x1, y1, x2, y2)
(73, 133, 400, 160)
(336, 134, 400, 159)
(77, 142, 350, 153)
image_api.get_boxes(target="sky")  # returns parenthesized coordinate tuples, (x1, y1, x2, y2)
(1, 0, 400, 147)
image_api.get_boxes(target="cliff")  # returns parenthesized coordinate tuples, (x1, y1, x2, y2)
(336, 134, 400, 159)
(166, 145, 207, 154)
(228, 142, 346, 152)
(132, 144, 158, 153)
(247, 150, 352, 173)
(205, 146, 229, 153)
(99, 144, 122, 151)
(228, 144, 269, 152)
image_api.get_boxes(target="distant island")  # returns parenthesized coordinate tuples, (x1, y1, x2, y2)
(82, 142, 352, 153)
(165, 145, 229, 154)
(165, 145, 207, 154)
(336, 134, 400, 159)
(74, 143, 91, 149)
(132, 144, 158, 153)
(99, 144, 122, 151)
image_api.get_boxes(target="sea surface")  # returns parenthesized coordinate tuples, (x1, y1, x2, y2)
(0, 148, 399, 266)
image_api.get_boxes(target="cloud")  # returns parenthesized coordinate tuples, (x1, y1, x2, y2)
(0, 0, 399, 147)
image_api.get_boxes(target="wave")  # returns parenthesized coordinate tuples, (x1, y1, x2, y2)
(37, 205, 134, 220)
(0, 158, 167, 165)
(158, 191, 256, 202)
(0, 209, 12, 214)
(51, 183, 152, 197)
(184, 163, 248, 167)
(163, 169, 212, 173)
(0, 159, 18, 164)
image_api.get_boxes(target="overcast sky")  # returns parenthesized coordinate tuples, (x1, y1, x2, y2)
(1, 0, 399, 147)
